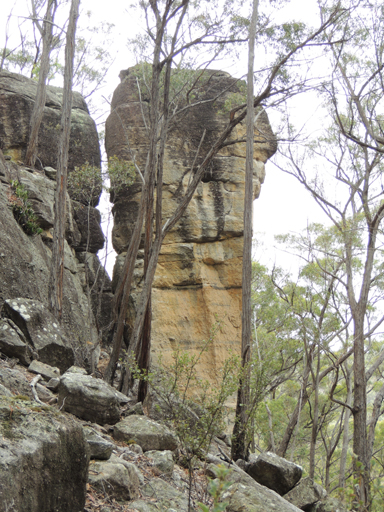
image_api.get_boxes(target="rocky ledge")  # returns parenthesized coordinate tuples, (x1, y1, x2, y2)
(0, 356, 347, 512)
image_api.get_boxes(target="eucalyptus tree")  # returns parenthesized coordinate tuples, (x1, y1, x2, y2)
(231, 0, 260, 464)
(48, 0, 80, 320)
(278, 1, 384, 506)
(250, 231, 353, 475)
(0, 3, 114, 117)
(104, 0, 347, 403)
(25, 0, 58, 167)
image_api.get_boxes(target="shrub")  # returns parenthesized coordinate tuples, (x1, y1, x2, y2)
(8, 180, 43, 236)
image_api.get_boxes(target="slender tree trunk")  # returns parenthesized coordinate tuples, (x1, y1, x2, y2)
(137, 299, 151, 401)
(25, 0, 56, 167)
(103, 187, 148, 384)
(48, 0, 80, 319)
(309, 348, 320, 479)
(231, 0, 259, 462)
(265, 401, 276, 452)
(339, 362, 352, 489)
(352, 314, 369, 511)
(367, 382, 384, 462)
(277, 363, 310, 458)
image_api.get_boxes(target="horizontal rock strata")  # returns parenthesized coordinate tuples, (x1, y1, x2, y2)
(106, 67, 277, 381)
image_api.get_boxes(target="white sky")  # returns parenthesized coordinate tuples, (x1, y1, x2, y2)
(0, 0, 330, 275)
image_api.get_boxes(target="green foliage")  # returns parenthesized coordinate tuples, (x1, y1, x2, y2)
(8, 180, 43, 236)
(1, 10, 114, 114)
(67, 157, 136, 204)
(67, 162, 102, 205)
(107, 155, 136, 193)
(131, 322, 239, 460)
(219, 81, 247, 114)
(0, 41, 37, 76)
(198, 465, 232, 512)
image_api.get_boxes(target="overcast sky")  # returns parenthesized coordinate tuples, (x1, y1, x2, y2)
(0, 0, 330, 274)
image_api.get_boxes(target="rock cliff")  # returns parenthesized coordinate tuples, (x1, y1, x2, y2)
(0, 71, 111, 369)
(0, 70, 100, 171)
(106, 68, 277, 381)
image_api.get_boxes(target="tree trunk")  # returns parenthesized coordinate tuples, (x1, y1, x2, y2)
(48, 0, 80, 319)
(352, 314, 369, 511)
(25, 0, 56, 167)
(309, 348, 320, 479)
(231, 0, 259, 462)
(339, 362, 352, 489)
(277, 363, 310, 458)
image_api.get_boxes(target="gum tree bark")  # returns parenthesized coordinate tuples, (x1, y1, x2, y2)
(49, 0, 80, 319)
(231, 0, 259, 463)
(25, 0, 57, 167)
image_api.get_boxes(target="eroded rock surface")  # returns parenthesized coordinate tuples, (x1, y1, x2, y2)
(0, 70, 100, 173)
(113, 415, 178, 451)
(0, 71, 112, 371)
(244, 451, 302, 496)
(4, 298, 74, 372)
(106, 67, 277, 381)
(0, 396, 89, 512)
(58, 372, 121, 425)
(284, 477, 327, 510)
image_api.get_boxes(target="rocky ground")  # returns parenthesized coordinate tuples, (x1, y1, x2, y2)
(0, 352, 348, 512)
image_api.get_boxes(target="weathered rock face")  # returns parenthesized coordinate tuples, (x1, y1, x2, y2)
(0, 169, 104, 367)
(0, 71, 101, 175)
(58, 372, 121, 425)
(0, 72, 112, 367)
(4, 298, 75, 372)
(284, 477, 327, 510)
(244, 451, 303, 496)
(106, 67, 277, 380)
(0, 396, 89, 512)
(113, 415, 178, 451)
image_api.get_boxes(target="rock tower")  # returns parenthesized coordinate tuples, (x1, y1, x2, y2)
(106, 67, 277, 381)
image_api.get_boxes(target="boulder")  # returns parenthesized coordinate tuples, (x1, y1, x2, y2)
(123, 401, 144, 416)
(139, 478, 189, 511)
(310, 497, 348, 512)
(83, 426, 115, 460)
(146, 450, 175, 476)
(207, 459, 268, 489)
(64, 365, 88, 375)
(0, 70, 101, 177)
(3, 298, 74, 372)
(223, 482, 302, 512)
(45, 377, 60, 391)
(109, 453, 145, 484)
(73, 204, 105, 253)
(284, 477, 327, 510)
(0, 364, 55, 403)
(0, 395, 89, 512)
(28, 360, 60, 380)
(58, 373, 121, 425)
(0, 318, 32, 365)
(113, 415, 178, 451)
(244, 451, 302, 495)
(88, 459, 140, 501)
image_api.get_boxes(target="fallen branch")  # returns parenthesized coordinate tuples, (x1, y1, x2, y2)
(30, 374, 45, 405)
